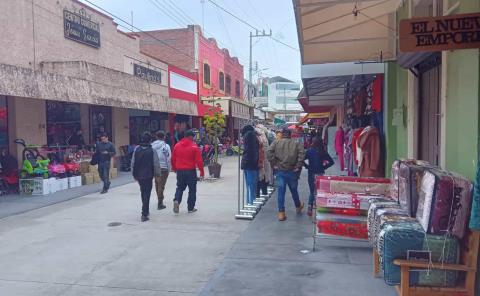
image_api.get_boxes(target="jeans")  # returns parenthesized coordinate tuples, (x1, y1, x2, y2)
(98, 161, 111, 191)
(257, 179, 268, 197)
(308, 172, 320, 206)
(244, 170, 259, 205)
(155, 170, 169, 204)
(138, 178, 153, 217)
(276, 170, 301, 212)
(174, 170, 197, 211)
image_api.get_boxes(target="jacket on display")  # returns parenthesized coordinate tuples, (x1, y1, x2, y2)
(357, 127, 384, 177)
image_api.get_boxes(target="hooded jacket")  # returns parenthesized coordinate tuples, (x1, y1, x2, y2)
(131, 144, 154, 180)
(241, 125, 259, 171)
(152, 139, 171, 174)
(172, 138, 205, 177)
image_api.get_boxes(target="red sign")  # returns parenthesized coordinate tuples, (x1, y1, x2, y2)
(399, 13, 480, 53)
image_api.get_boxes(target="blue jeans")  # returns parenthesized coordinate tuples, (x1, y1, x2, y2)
(244, 170, 259, 205)
(276, 170, 301, 212)
(308, 172, 324, 206)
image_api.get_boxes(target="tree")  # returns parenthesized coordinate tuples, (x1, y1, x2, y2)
(203, 105, 226, 164)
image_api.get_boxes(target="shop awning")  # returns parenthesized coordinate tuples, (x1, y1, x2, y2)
(298, 112, 331, 125)
(293, 0, 401, 65)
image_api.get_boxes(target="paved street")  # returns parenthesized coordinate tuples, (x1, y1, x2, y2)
(0, 156, 395, 296)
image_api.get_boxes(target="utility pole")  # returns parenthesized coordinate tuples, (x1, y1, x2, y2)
(249, 30, 271, 104)
(283, 87, 287, 122)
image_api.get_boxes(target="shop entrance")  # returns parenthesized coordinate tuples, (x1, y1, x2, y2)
(90, 106, 112, 143)
(129, 110, 168, 144)
(46, 101, 81, 146)
(417, 53, 442, 165)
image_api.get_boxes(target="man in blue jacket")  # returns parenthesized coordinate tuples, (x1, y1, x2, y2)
(95, 133, 116, 194)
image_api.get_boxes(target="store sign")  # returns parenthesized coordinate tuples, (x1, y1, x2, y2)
(399, 13, 480, 52)
(64, 9, 100, 48)
(134, 64, 162, 84)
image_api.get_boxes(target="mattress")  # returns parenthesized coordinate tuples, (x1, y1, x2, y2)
(316, 192, 387, 210)
(398, 162, 431, 217)
(382, 221, 425, 286)
(316, 207, 366, 216)
(367, 201, 400, 245)
(418, 234, 460, 287)
(316, 213, 368, 240)
(449, 173, 473, 239)
(372, 208, 409, 246)
(316, 176, 391, 195)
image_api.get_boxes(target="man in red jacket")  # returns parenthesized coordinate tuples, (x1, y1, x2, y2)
(172, 130, 204, 214)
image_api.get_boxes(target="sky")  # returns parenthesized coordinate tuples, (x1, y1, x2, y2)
(78, 0, 302, 83)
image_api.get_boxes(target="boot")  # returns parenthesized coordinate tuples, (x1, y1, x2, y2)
(296, 202, 305, 214)
(307, 205, 313, 217)
(278, 211, 287, 221)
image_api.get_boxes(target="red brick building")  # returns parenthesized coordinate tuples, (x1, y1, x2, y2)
(137, 25, 252, 139)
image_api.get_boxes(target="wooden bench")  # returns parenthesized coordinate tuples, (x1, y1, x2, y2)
(387, 231, 479, 296)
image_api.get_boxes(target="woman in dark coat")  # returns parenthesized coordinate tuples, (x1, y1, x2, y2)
(241, 125, 259, 205)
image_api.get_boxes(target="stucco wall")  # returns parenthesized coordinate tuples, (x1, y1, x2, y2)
(112, 107, 129, 149)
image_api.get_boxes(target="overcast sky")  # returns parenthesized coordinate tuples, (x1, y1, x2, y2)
(79, 0, 302, 83)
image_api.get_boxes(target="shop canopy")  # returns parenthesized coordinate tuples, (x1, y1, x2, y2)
(293, 0, 401, 65)
(298, 112, 331, 125)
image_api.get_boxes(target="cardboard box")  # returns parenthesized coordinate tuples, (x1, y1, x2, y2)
(19, 179, 34, 195)
(32, 178, 50, 195)
(110, 168, 118, 179)
(48, 178, 59, 193)
(58, 178, 69, 191)
(93, 174, 101, 184)
(80, 161, 90, 174)
(82, 173, 94, 185)
(88, 165, 98, 173)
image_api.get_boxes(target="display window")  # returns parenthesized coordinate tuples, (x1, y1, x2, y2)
(90, 106, 112, 143)
(46, 101, 81, 146)
(129, 111, 168, 144)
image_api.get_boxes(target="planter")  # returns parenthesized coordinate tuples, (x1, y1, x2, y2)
(208, 162, 222, 178)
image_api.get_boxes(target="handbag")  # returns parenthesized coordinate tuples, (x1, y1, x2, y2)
(90, 152, 99, 165)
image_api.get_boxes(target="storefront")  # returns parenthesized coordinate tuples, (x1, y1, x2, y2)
(129, 110, 169, 144)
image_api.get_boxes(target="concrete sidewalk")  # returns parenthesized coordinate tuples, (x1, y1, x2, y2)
(200, 163, 397, 296)
(0, 156, 249, 296)
(0, 172, 134, 219)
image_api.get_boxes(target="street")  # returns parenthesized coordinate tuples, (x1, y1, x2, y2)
(0, 156, 395, 296)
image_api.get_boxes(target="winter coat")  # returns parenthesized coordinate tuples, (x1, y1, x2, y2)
(152, 140, 171, 174)
(304, 148, 334, 175)
(334, 127, 344, 156)
(241, 129, 260, 171)
(256, 127, 273, 184)
(171, 138, 205, 177)
(267, 138, 305, 172)
(131, 144, 154, 180)
(358, 127, 384, 177)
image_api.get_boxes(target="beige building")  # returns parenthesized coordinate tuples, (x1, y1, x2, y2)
(0, 0, 197, 159)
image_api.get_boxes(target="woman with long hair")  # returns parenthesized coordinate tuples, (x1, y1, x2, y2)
(304, 137, 334, 216)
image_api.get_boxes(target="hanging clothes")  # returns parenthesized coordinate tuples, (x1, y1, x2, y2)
(357, 127, 384, 177)
(352, 128, 364, 166)
(371, 75, 383, 113)
(335, 127, 345, 171)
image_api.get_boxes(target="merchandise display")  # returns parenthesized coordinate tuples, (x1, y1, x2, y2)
(316, 192, 386, 210)
(316, 175, 391, 195)
(316, 213, 368, 239)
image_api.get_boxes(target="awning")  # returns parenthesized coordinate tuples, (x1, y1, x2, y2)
(293, 0, 401, 65)
(298, 112, 331, 125)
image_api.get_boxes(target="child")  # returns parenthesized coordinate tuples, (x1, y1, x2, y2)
(304, 137, 334, 216)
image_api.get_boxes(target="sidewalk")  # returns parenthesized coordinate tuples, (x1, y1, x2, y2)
(0, 172, 134, 219)
(200, 162, 397, 296)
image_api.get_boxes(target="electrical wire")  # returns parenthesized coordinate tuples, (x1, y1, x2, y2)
(148, 0, 184, 27)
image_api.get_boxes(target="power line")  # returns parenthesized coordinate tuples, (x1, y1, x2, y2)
(206, 0, 299, 52)
(148, 0, 184, 27)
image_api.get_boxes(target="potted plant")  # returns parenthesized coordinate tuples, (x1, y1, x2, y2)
(203, 106, 226, 178)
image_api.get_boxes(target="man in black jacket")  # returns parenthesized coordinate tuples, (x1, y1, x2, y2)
(96, 133, 116, 194)
(241, 125, 259, 205)
(131, 132, 155, 222)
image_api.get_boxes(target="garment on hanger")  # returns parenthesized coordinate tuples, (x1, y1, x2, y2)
(357, 127, 384, 177)
(335, 127, 345, 171)
(352, 128, 364, 166)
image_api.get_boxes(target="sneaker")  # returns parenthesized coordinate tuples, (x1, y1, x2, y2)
(141, 215, 149, 222)
(188, 208, 198, 213)
(296, 202, 305, 214)
(100, 189, 108, 194)
(157, 203, 166, 210)
(173, 201, 179, 214)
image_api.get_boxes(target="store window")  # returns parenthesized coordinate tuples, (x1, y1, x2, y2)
(90, 106, 112, 143)
(46, 101, 81, 146)
(203, 63, 210, 85)
(0, 96, 8, 152)
(219, 71, 225, 91)
(235, 80, 241, 97)
(226, 75, 231, 95)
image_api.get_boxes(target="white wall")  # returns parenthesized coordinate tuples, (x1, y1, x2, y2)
(267, 82, 303, 111)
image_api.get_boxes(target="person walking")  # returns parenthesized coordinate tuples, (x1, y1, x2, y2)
(171, 130, 204, 214)
(267, 128, 305, 221)
(95, 133, 116, 194)
(241, 125, 260, 206)
(131, 132, 155, 222)
(152, 130, 171, 210)
(304, 137, 335, 216)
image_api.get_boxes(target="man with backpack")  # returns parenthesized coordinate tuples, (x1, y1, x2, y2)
(152, 130, 171, 210)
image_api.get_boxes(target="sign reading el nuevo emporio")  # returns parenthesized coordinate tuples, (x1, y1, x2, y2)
(399, 13, 480, 52)
(134, 64, 162, 84)
(64, 9, 101, 48)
